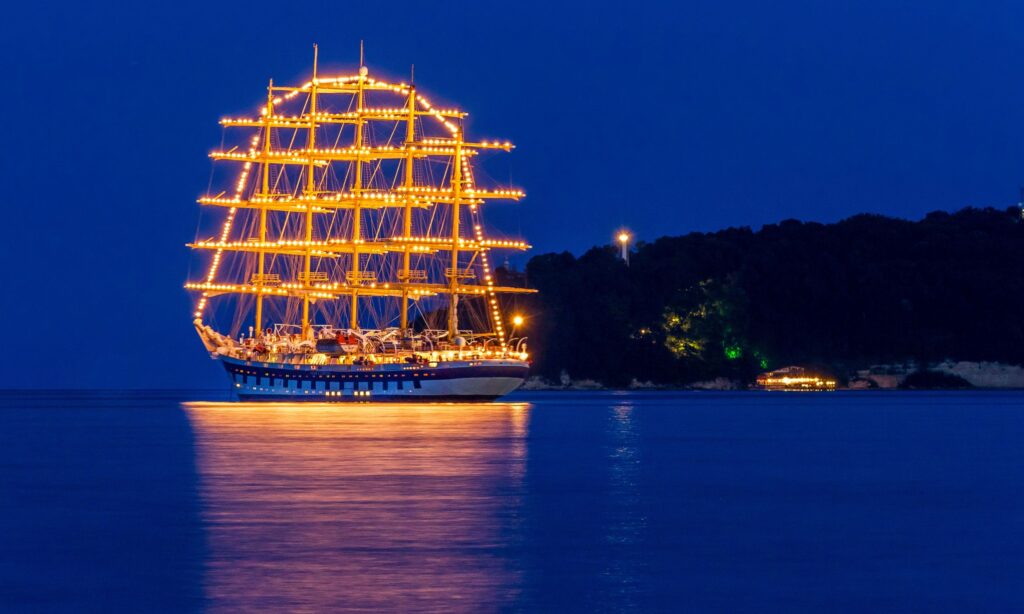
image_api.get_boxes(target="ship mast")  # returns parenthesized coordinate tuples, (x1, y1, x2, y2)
(350, 40, 366, 330)
(301, 44, 319, 338)
(400, 67, 416, 333)
(448, 136, 463, 337)
(254, 78, 274, 335)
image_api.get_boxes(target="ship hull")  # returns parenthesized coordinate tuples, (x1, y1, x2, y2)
(218, 355, 529, 402)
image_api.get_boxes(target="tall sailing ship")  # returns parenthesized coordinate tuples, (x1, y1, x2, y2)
(185, 46, 535, 400)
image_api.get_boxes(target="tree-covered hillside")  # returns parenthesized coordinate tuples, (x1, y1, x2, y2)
(504, 207, 1024, 386)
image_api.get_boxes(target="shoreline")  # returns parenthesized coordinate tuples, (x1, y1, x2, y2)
(516, 387, 1024, 392)
(521, 360, 1024, 392)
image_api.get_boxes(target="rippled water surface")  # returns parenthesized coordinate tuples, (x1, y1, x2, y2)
(2, 390, 1023, 611)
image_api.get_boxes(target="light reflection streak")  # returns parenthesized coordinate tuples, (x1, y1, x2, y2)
(182, 401, 529, 611)
(605, 403, 643, 608)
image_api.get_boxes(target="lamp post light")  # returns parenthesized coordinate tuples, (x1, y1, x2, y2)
(510, 314, 524, 341)
(617, 231, 631, 265)
(509, 314, 527, 358)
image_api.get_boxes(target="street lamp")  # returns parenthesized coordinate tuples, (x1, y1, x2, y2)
(616, 231, 631, 265)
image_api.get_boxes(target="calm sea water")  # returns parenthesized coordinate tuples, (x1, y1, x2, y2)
(1, 390, 1022, 612)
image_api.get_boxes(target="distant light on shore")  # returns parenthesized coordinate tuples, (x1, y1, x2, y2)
(616, 230, 632, 265)
(757, 366, 836, 391)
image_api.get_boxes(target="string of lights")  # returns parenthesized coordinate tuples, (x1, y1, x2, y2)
(191, 67, 533, 350)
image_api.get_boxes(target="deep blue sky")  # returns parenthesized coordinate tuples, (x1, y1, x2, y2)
(2, 0, 1023, 388)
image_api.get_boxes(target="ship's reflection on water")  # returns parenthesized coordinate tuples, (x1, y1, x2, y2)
(182, 402, 529, 611)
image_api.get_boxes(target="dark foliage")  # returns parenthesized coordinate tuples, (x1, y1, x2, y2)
(901, 370, 973, 390)
(509, 207, 1024, 385)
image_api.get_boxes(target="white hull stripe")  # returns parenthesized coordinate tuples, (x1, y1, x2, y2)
(218, 356, 528, 400)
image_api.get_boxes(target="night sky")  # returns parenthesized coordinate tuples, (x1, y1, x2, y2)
(3, 0, 1023, 388)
